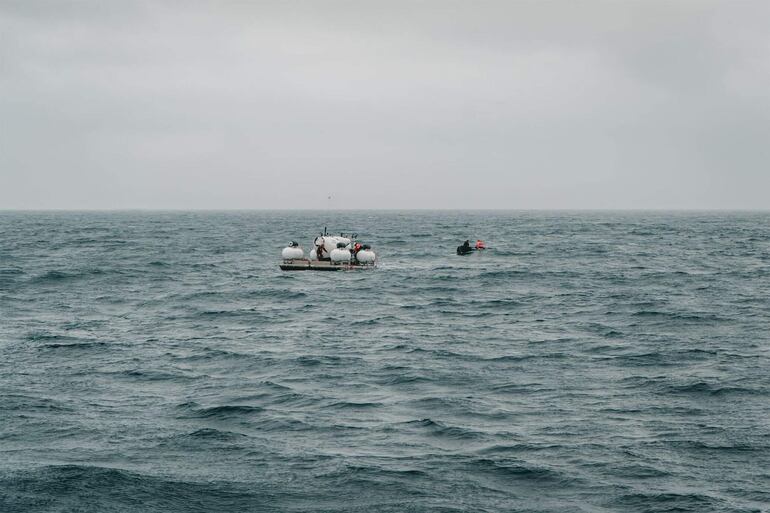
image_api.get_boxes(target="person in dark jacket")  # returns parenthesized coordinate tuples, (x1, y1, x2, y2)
(457, 240, 474, 255)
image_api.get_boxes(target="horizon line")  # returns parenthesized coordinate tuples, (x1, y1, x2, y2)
(1, 207, 769, 213)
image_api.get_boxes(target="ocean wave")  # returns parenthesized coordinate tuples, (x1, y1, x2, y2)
(255, 380, 293, 392)
(350, 315, 401, 326)
(294, 355, 363, 367)
(25, 332, 85, 343)
(398, 418, 485, 440)
(0, 267, 25, 286)
(405, 347, 465, 359)
(489, 382, 547, 394)
(172, 347, 249, 361)
(608, 348, 727, 367)
(326, 400, 384, 410)
(114, 369, 203, 382)
(631, 310, 726, 322)
(654, 440, 767, 452)
(378, 374, 433, 385)
(39, 341, 109, 350)
(606, 352, 670, 366)
(0, 395, 73, 413)
(469, 458, 570, 484)
(465, 298, 523, 309)
(619, 377, 766, 397)
(319, 464, 428, 483)
(406, 397, 511, 421)
(28, 268, 117, 283)
(176, 403, 265, 419)
(0, 465, 267, 511)
(252, 417, 315, 432)
(603, 405, 705, 416)
(161, 428, 250, 445)
(664, 381, 766, 397)
(244, 288, 308, 300)
(24, 333, 108, 351)
(258, 392, 319, 409)
(476, 443, 562, 455)
(611, 491, 724, 510)
(607, 464, 672, 479)
(483, 352, 567, 363)
(477, 269, 532, 279)
(193, 309, 272, 320)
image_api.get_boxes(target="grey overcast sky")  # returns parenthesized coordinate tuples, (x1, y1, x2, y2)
(1, 1, 768, 209)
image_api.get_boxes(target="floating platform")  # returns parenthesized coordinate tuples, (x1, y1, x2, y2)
(279, 259, 375, 271)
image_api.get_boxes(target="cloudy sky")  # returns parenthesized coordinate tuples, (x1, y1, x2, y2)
(1, 1, 768, 209)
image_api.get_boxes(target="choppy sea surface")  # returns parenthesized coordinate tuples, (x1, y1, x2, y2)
(1, 211, 769, 513)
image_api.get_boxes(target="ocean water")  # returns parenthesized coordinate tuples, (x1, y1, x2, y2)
(1, 210, 769, 513)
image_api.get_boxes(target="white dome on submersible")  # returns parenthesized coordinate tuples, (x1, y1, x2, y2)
(356, 249, 376, 263)
(330, 248, 352, 263)
(281, 244, 304, 260)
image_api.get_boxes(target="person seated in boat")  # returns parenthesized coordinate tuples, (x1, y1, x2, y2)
(457, 240, 473, 255)
(475, 239, 486, 250)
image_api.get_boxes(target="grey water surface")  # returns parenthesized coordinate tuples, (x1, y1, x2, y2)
(1, 211, 769, 512)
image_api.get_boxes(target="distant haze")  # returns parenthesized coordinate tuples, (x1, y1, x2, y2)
(1, 1, 768, 210)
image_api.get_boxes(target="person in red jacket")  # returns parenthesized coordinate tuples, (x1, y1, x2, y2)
(475, 239, 486, 250)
